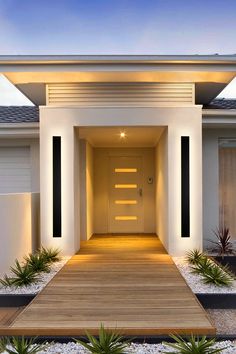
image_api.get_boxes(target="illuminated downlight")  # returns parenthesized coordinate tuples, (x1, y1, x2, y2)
(115, 200, 137, 205)
(115, 184, 137, 188)
(115, 168, 137, 173)
(115, 216, 137, 221)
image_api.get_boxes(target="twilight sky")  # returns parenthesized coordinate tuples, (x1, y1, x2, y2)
(0, 0, 235, 104)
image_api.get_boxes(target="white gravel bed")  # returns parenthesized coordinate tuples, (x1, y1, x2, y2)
(0, 257, 70, 295)
(207, 309, 236, 335)
(27, 340, 235, 354)
(173, 257, 236, 294)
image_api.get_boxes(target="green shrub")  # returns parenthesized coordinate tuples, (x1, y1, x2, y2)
(163, 334, 226, 354)
(186, 249, 205, 265)
(191, 257, 234, 287)
(74, 324, 130, 354)
(0, 336, 48, 354)
(0, 260, 38, 287)
(0, 274, 13, 287)
(39, 246, 61, 264)
(24, 252, 51, 273)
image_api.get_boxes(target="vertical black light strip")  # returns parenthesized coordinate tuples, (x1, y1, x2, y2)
(181, 136, 190, 237)
(53, 136, 61, 237)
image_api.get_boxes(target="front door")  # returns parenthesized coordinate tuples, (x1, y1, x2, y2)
(109, 156, 144, 233)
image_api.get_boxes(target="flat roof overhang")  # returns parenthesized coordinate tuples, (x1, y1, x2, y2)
(0, 55, 236, 105)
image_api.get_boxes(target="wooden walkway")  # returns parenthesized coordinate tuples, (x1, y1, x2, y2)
(2, 235, 215, 336)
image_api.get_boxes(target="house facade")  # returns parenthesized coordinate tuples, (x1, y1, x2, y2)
(0, 55, 236, 274)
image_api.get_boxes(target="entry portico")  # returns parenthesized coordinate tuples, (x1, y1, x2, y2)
(40, 105, 202, 255)
(0, 55, 236, 257)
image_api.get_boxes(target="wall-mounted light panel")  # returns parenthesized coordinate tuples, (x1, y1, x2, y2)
(115, 216, 138, 221)
(115, 184, 137, 189)
(115, 168, 137, 173)
(181, 136, 190, 237)
(53, 136, 61, 237)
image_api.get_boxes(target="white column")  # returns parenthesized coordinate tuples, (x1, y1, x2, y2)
(167, 111, 202, 255)
(40, 108, 79, 255)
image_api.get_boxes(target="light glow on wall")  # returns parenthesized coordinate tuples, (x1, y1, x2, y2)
(115, 200, 137, 205)
(115, 216, 137, 220)
(115, 184, 137, 188)
(115, 168, 137, 173)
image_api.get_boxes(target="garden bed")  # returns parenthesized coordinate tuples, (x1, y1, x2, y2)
(0, 257, 69, 296)
(212, 256, 236, 276)
(173, 256, 236, 309)
(29, 340, 236, 354)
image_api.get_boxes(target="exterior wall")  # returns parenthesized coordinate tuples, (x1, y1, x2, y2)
(156, 128, 169, 251)
(79, 140, 86, 240)
(40, 106, 202, 256)
(202, 128, 236, 247)
(86, 142, 94, 239)
(0, 192, 39, 277)
(79, 140, 94, 241)
(94, 147, 156, 234)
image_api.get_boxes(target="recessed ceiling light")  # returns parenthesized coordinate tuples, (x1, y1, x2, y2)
(120, 132, 126, 138)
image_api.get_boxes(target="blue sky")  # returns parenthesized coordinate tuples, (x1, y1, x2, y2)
(0, 0, 235, 103)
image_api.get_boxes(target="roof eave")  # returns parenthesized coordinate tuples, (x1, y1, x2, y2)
(0, 54, 236, 65)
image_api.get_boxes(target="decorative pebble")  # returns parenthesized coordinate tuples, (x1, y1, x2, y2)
(0, 257, 70, 294)
(35, 341, 236, 354)
(173, 257, 236, 294)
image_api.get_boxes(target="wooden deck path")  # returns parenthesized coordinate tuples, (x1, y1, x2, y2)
(2, 235, 215, 336)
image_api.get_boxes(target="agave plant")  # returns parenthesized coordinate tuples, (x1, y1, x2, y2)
(0, 274, 14, 287)
(0, 260, 39, 287)
(210, 227, 234, 255)
(190, 256, 212, 274)
(74, 324, 130, 354)
(0, 336, 48, 354)
(191, 257, 234, 286)
(24, 252, 51, 273)
(186, 249, 205, 265)
(39, 246, 61, 264)
(201, 263, 234, 286)
(163, 334, 226, 354)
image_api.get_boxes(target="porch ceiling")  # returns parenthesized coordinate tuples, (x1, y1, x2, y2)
(78, 126, 165, 147)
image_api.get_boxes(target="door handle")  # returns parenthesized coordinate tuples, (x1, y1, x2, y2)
(139, 188, 143, 197)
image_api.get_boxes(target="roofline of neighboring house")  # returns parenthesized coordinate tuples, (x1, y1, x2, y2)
(202, 109, 236, 116)
(0, 122, 39, 138)
(0, 54, 236, 65)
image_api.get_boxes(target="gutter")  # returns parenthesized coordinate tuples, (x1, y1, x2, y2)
(0, 122, 39, 137)
(202, 109, 236, 125)
(0, 54, 236, 65)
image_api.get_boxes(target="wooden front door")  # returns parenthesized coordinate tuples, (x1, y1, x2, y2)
(108, 156, 144, 233)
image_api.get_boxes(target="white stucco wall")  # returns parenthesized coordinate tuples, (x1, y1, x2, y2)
(79, 139, 87, 240)
(40, 106, 202, 256)
(156, 128, 169, 251)
(86, 142, 94, 239)
(79, 140, 94, 241)
(0, 193, 39, 277)
(202, 128, 236, 247)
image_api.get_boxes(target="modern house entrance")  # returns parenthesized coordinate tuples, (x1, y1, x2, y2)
(0, 54, 235, 274)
